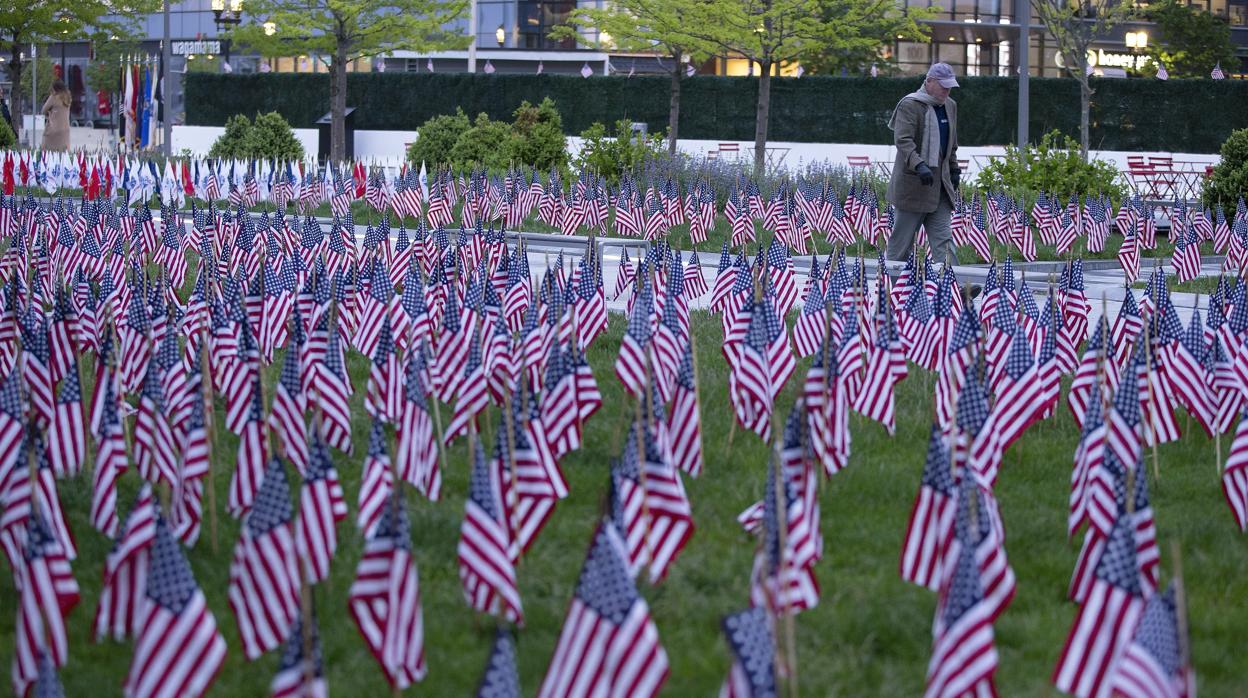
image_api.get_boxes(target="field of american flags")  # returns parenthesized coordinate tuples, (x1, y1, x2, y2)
(3, 310, 1247, 696)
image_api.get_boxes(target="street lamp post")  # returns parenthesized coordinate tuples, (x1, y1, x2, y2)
(212, 0, 244, 65)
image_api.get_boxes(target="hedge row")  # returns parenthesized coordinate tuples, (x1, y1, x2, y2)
(185, 72, 1248, 153)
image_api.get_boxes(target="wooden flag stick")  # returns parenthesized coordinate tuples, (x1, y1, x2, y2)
(199, 326, 219, 553)
(1170, 540, 1191, 678)
(770, 438, 799, 698)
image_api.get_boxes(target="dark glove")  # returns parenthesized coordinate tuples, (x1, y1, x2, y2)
(915, 162, 934, 187)
(951, 171, 961, 190)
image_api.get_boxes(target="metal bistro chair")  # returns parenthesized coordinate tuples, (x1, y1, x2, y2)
(847, 155, 872, 170)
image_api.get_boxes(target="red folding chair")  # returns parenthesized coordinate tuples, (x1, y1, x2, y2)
(847, 155, 872, 169)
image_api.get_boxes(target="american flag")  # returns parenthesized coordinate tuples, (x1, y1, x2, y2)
(458, 432, 522, 623)
(313, 318, 354, 454)
(348, 492, 427, 690)
(1223, 411, 1248, 531)
(124, 515, 227, 698)
(972, 329, 1041, 487)
(1069, 318, 1121, 429)
(1052, 513, 1148, 698)
(398, 348, 440, 499)
(720, 607, 776, 698)
(1112, 293, 1145, 368)
(900, 425, 957, 591)
(748, 454, 819, 615)
(366, 318, 404, 424)
(11, 511, 80, 697)
(90, 370, 128, 538)
(852, 279, 907, 434)
(538, 518, 669, 698)
(30, 649, 65, 698)
(1106, 585, 1193, 698)
(925, 504, 999, 698)
(616, 275, 655, 398)
(269, 341, 309, 475)
(1070, 384, 1108, 540)
(229, 457, 300, 660)
(447, 323, 489, 445)
(667, 347, 704, 477)
(358, 420, 396, 540)
(228, 377, 268, 517)
(297, 433, 348, 584)
(541, 343, 581, 459)
(93, 484, 157, 642)
(475, 628, 521, 698)
(1169, 310, 1213, 435)
(270, 611, 328, 698)
(134, 355, 178, 488)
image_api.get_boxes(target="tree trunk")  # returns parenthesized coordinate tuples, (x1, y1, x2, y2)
(753, 60, 771, 175)
(7, 45, 24, 144)
(330, 39, 348, 163)
(667, 67, 681, 155)
(1078, 76, 1091, 162)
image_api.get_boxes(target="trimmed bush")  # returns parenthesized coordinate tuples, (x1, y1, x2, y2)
(449, 113, 513, 172)
(208, 115, 252, 159)
(243, 112, 304, 161)
(0, 117, 15, 149)
(575, 119, 666, 182)
(407, 109, 471, 168)
(507, 98, 567, 173)
(1204, 128, 1248, 209)
(973, 130, 1128, 203)
(209, 112, 303, 160)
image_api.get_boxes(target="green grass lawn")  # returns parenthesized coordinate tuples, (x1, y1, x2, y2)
(3, 311, 1246, 696)
(1133, 275, 1224, 296)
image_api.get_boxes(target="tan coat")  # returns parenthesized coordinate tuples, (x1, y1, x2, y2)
(887, 96, 959, 214)
(41, 93, 71, 152)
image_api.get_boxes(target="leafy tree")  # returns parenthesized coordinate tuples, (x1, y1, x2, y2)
(85, 32, 140, 96)
(551, 0, 715, 154)
(17, 53, 54, 115)
(686, 0, 930, 173)
(407, 109, 470, 168)
(230, 0, 470, 163)
(1, 0, 158, 142)
(1143, 0, 1236, 79)
(1031, 0, 1135, 161)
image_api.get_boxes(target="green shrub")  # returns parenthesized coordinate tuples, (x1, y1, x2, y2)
(407, 109, 471, 168)
(507, 98, 567, 172)
(209, 112, 302, 160)
(449, 113, 514, 172)
(243, 111, 303, 160)
(208, 114, 252, 159)
(1204, 128, 1248, 208)
(0, 117, 15, 149)
(972, 130, 1127, 204)
(574, 119, 666, 182)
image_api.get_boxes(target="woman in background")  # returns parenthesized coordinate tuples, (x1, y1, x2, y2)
(41, 79, 71, 151)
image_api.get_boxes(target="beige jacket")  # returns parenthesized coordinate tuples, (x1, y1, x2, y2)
(886, 96, 959, 214)
(41, 93, 71, 151)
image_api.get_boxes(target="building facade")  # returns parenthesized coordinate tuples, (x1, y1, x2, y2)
(9, 0, 1247, 129)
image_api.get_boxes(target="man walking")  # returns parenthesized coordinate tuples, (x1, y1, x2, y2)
(886, 62, 962, 266)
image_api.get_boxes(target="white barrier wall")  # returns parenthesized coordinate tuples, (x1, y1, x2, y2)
(166, 125, 1219, 177)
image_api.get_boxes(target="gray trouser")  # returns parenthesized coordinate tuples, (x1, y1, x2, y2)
(886, 192, 955, 265)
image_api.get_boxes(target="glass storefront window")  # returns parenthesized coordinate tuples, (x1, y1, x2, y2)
(518, 1, 575, 49)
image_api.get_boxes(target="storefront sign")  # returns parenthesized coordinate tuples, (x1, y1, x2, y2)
(171, 40, 222, 56)
(1054, 48, 1152, 71)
